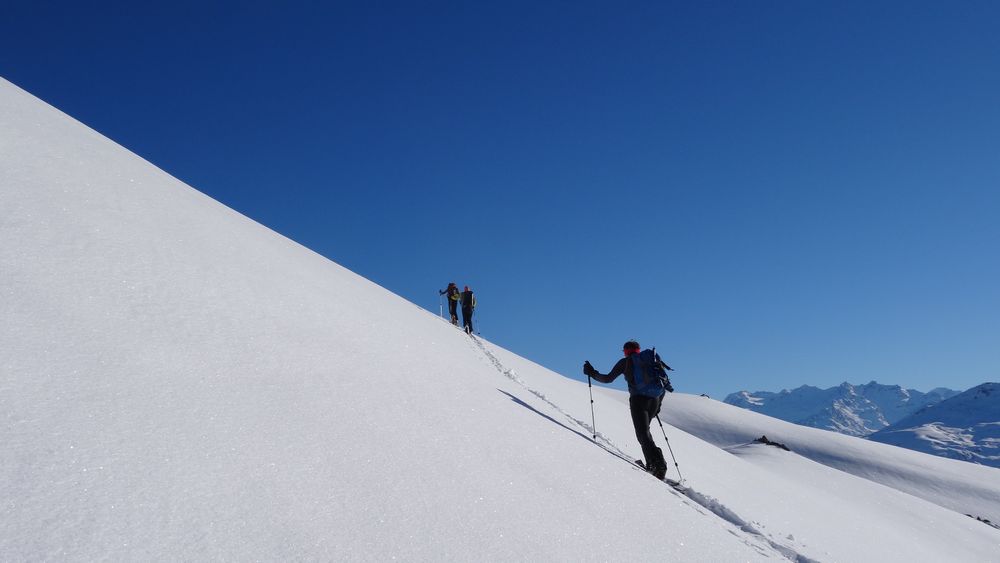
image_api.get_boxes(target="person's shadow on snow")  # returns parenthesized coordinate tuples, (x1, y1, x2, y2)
(497, 389, 594, 444)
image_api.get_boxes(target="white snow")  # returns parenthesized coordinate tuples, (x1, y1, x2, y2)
(3, 76, 1000, 561)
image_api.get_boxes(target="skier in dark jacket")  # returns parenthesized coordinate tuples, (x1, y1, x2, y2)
(583, 341, 673, 479)
(439, 282, 460, 325)
(460, 286, 476, 334)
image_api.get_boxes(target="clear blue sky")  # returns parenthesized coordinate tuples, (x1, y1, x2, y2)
(4, 1, 998, 398)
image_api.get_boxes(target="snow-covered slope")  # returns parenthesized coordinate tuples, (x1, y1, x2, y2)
(3, 77, 999, 561)
(725, 381, 959, 436)
(485, 345, 1000, 560)
(654, 392, 1000, 525)
(0, 76, 775, 561)
(868, 383, 1000, 468)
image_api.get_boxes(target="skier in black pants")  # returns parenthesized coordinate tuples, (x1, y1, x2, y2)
(460, 285, 476, 334)
(583, 340, 672, 479)
(439, 282, 460, 325)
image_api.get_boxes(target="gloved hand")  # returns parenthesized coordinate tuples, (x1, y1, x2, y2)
(583, 361, 597, 377)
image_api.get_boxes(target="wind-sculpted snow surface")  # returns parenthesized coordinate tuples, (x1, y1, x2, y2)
(3, 76, 1000, 561)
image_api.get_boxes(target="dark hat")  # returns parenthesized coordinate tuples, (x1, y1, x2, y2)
(623, 341, 640, 351)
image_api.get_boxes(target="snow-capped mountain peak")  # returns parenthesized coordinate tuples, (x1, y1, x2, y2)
(724, 381, 961, 437)
(868, 383, 1000, 467)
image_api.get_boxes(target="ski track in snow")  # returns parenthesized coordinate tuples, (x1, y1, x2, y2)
(468, 332, 819, 563)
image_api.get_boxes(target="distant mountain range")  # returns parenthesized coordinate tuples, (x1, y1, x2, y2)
(724, 381, 960, 437)
(725, 381, 1000, 468)
(868, 383, 1000, 468)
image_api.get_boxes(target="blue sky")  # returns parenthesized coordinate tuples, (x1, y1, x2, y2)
(4, 1, 998, 398)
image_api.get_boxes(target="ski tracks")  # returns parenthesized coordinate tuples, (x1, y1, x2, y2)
(469, 335, 820, 563)
(468, 335, 618, 449)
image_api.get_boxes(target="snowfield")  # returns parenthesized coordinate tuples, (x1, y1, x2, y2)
(3, 77, 999, 561)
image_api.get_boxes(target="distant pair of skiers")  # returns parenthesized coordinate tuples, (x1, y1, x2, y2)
(584, 341, 674, 480)
(439, 283, 476, 334)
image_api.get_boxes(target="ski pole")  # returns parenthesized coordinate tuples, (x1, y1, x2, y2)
(656, 415, 683, 481)
(588, 375, 597, 440)
(439, 292, 444, 318)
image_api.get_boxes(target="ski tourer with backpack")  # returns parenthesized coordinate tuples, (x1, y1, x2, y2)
(583, 341, 674, 480)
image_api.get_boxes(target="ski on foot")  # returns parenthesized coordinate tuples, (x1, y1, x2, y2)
(635, 460, 683, 489)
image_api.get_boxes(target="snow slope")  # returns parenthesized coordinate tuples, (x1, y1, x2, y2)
(655, 392, 1000, 524)
(3, 77, 999, 561)
(486, 344, 1000, 560)
(0, 77, 776, 561)
(868, 383, 1000, 468)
